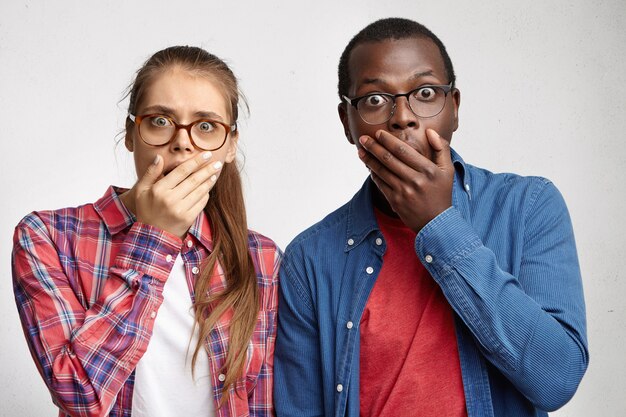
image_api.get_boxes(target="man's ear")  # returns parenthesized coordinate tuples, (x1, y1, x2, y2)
(452, 88, 461, 132)
(224, 130, 239, 163)
(338, 103, 355, 144)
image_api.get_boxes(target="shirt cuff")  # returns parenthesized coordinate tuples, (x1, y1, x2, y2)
(414, 207, 482, 276)
(114, 222, 182, 283)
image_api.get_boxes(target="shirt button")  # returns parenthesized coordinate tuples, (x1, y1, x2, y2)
(218, 373, 226, 382)
(464, 183, 470, 192)
(346, 321, 353, 329)
(425, 255, 433, 263)
(165, 254, 173, 263)
(186, 240, 193, 248)
(375, 237, 383, 246)
(365, 266, 374, 274)
(347, 238, 354, 246)
(150, 311, 156, 319)
(336, 384, 344, 393)
(192, 266, 200, 275)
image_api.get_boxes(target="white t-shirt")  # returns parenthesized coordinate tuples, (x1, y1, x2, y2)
(132, 254, 215, 416)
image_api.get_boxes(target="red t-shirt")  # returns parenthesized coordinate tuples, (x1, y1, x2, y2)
(359, 210, 467, 417)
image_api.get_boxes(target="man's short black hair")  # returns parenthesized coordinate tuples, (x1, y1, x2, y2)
(338, 18, 456, 99)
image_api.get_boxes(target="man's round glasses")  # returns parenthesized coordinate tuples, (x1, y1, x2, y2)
(128, 114, 237, 151)
(342, 83, 453, 125)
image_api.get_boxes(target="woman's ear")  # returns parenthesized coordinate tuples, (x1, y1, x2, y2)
(125, 131, 134, 152)
(224, 131, 239, 163)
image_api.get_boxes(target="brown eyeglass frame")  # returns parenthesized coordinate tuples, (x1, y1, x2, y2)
(128, 113, 237, 151)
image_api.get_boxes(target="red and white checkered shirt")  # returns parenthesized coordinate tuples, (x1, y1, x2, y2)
(12, 186, 281, 417)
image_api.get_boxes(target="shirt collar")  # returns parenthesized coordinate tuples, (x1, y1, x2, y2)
(345, 177, 380, 252)
(450, 148, 472, 199)
(188, 210, 214, 252)
(345, 147, 470, 251)
(93, 186, 135, 235)
(93, 186, 214, 251)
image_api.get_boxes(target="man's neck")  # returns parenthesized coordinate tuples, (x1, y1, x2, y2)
(370, 180, 400, 219)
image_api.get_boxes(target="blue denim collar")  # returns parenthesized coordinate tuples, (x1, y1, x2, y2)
(344, 147, 469, 252)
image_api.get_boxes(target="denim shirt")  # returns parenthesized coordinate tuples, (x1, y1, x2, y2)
(274, 149, 588, 417)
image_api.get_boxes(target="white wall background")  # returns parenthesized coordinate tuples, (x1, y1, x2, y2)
(1, 1, 624, 415)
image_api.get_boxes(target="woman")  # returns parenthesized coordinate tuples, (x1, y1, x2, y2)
(12, 46, 280, 417)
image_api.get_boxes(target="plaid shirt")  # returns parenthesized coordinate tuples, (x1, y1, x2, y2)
(12, 186, 281, 417)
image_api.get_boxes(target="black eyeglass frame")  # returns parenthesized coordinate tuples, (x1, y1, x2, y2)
(128, 113, 237, 151)
(342, 83, 454, 125)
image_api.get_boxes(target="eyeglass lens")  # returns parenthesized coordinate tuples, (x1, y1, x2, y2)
(357, 86, 448, 124)
(139, 116, 227, 150)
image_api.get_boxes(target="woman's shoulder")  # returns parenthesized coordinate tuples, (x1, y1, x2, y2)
(247, 229, 281, 253)
(14, 187, 121, 244)
(247, 229, 282, 309)
(16, 203, 99, 241)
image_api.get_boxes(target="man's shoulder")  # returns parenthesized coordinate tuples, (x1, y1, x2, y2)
(465, 162, 554, 198)
(464, 162, 567, 222)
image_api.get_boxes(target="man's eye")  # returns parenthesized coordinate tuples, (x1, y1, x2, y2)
(415, 87, 437, 101)
(363, 94, 389, 107)
(150, 116, 172, 127)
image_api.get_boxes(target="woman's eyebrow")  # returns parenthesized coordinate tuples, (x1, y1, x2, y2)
(194, 111, 224, 121)
(141, 104, 176, 114)
(138, 106, 224, 122)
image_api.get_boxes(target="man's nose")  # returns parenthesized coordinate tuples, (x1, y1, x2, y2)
(389, 97, 418, 131)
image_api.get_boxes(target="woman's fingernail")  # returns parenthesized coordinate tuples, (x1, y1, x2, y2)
(213, 161, 223, 170)
(210, 175, 217, 182)
(152, 155, 160, 165)
(359, 136, 367, 146)
(202, 151, 212, 160)
(358, 148, 366, 158)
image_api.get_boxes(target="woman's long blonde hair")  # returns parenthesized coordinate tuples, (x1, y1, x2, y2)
(125, 46, 258, 405)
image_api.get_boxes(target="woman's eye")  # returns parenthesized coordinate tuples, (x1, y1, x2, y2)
(415, 87, 437, 101)
(197, 121, 216, 132)
(150, 116, 171, 127)
(363, 94, 389, 107)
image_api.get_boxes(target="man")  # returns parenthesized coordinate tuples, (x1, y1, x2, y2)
(274, 18, 588, 417)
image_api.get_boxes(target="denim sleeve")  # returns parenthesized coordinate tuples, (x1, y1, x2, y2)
(274, 246, 325, 417)
(415, 181, 588, 412)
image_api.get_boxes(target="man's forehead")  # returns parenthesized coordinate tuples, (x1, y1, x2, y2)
(348, 37, 446, 88)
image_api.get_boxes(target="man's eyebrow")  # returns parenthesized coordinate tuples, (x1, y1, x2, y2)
(410, 70, 434, 80)
(362, 77, 383, 86)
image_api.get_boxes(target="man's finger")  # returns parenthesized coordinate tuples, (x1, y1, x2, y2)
(358, 145, 401, 190)
(426, 129, 451, 168)
(372, 130, 435, 173)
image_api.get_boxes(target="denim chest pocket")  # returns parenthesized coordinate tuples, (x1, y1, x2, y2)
(244, 309, 276, 393)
